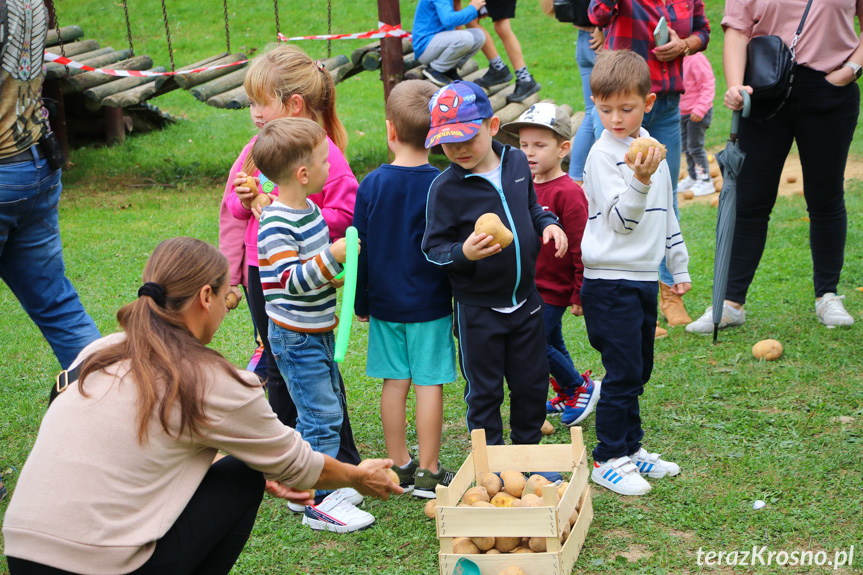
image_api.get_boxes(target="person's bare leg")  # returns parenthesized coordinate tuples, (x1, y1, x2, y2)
(414, 384, 444, 473)
(381, 378, 412, 466)
(494, 19, 525, 70)
(466, 20, 498, 61)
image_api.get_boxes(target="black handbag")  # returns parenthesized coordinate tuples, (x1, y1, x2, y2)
(743, 0, 813, 119)
(553, 0, 591, 27)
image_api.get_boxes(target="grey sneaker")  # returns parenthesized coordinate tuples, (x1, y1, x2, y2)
(474, 65, 513, 88)
(685, 303, 745, 334)
(506, 77, 541, 103)
(391, 457, 419, 493)
(816, 293, 854, 328)
(412, 463, 455, 499)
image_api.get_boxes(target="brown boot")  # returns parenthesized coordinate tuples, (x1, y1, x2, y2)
(655, 322, 668, 339)
(660, 282, 692, 326)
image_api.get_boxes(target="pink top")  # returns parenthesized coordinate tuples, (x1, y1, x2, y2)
(680, 52, 715, 118)
(722, 0, 863, 74)
(219, 135, 358, 285)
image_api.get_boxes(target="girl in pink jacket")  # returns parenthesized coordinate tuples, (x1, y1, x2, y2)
(217, 44, 363, 469)
(679, 51, 716, 197)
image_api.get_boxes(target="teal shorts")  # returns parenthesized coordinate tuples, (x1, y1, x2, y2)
(366, 315, 456, 385)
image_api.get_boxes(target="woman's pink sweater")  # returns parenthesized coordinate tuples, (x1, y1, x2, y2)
(218, 135, 358, 286)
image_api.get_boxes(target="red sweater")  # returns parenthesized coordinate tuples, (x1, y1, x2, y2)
(534, 175, 588, 307)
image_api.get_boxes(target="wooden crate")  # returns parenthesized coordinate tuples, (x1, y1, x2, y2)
(435, 428, 593, 575)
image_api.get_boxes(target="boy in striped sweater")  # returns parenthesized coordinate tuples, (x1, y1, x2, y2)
(255, 118, 375, 533)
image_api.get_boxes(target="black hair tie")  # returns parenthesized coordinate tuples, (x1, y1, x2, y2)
(137, 282, 166, 306)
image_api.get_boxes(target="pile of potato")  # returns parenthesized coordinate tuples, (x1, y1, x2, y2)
(425, 471, 580, 556)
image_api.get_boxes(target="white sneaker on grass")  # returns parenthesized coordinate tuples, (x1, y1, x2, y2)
(629, 448, 680, 478)
(302, 490, 375, 533)
(289, 486, 364, 513)
(691, 179, 716, 196)
(678, 176, 697, 191)
(591, 456, 651, 495)
(816, 293, 854, 328)
(686, 303, 745, 334)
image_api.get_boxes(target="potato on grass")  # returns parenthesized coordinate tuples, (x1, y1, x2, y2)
(541, 419, 554, 435)
(752, 339, 783, 361)
(479, 472, 502, 496)
(424, 499, 437, 519)
(471, 536, 496, 551)
(682, 190, 694, 200)
(491, 492, 519, 507)
(500, 470, 527, 497)
(462, 486, 490, 505)
(453, 537, 482, 554)
(494, 536, 521, 553)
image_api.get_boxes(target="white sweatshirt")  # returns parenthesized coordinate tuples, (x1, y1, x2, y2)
(581, 128, 691, 284)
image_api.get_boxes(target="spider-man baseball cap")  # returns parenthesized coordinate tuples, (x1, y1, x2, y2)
(425, 81, 494, 149)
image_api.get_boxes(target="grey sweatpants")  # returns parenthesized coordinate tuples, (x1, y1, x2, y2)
(681, 106, 713, 180)
(419, 29, 485, 73)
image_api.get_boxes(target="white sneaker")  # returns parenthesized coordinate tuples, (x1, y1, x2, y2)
(678, 176, 697, 191)
(302, 491, 375, 533)
(591, 456, 651, 495)
(686, 303, 745, 334)
(334, 487, 364, 506)
(629, 448, 680, 478)
(287, 500, 305, 513)
(816, 293, 854, 328)
(691, 179, 715, 196)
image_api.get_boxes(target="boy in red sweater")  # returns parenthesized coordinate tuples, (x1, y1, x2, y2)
(502, 103, 599, 427)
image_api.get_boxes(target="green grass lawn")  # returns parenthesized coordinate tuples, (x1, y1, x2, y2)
(2, 1, 863, 574)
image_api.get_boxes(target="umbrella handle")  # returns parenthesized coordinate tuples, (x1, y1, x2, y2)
(730, 90, 752, 136)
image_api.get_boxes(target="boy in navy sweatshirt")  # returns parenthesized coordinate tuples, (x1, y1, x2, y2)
(422, 81, 567, 448)
(353, 80, 457, 499)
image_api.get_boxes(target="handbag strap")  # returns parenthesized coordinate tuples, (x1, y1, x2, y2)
(50, 363, 81, 407)
(789, 0, 815, 60)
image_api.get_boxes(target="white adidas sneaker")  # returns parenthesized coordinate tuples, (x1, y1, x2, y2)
(816, 293, 854, 328)
(591, 456, 651, 496)
(629, 448, 681, 478)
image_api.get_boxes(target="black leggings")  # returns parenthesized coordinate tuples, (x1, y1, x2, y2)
(726, 66, 859, 304)
(246, 265, 361, 465)
(7, 456, 264, 575)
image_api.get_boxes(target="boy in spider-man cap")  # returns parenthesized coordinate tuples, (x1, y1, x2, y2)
(422, 81, 568, 450)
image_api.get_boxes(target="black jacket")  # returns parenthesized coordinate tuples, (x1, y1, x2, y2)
(422, 140, 559, 308)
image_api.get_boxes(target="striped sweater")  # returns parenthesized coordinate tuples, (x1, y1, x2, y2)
(258, 200, 343, 332)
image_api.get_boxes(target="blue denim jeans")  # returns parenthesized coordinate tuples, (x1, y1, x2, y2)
(543, 303, 584, 390)
(268, 322, 343, 460)
(0, 154, 100, 369)
(641, 93, 682, 286)
(569, 30, 597, 182)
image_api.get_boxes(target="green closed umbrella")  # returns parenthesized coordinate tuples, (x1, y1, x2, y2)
(712, 90, 751, 343)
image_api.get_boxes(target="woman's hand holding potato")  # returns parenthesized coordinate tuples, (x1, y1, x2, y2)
(542, 224, 568, 258)
(463, 232, 502, 261)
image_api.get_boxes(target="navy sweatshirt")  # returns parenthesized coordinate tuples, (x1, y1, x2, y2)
(422, 141, 559, 308)
(353, 164, 452, 323)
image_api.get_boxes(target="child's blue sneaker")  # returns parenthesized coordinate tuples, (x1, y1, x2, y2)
(546, 377, 576, 416)
(561, 373, 601, 427)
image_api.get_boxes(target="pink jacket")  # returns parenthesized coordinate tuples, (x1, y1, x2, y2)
(680, 52, 715, 119)
(218, 135, 358, 286)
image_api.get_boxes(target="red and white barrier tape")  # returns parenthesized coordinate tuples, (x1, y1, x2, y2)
(277, 23, 411, 42)
(44, 23, 411, 78)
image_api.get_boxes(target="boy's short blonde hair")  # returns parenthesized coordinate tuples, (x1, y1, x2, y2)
(386, 80, 438, 150)
(590, 50, 651, 100)
(252, 117, 326, 184)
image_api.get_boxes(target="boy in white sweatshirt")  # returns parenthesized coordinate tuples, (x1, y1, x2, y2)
(581, 50, 691, 496)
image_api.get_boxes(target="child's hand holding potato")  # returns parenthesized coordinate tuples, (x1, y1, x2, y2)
(234, 172, 257, 210)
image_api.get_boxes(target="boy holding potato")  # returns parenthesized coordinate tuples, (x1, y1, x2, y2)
(581, 50, 690, 496)
(352, 80, 458, 499)
(421, 80, 568, 450)
(500, 103, 600, 429)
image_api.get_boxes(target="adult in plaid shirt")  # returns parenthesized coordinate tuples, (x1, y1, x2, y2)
(588, 0, 710, 329)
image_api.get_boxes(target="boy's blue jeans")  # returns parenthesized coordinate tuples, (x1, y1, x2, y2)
(543, 303, 584, 391)
(580, 279, 656, 462)
(268, 321, 343, 461)
(0, 155, 100, 369)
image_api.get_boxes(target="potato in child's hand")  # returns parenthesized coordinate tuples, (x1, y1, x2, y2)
(626, 137, 667, 163)
(475, 213, 513, 249)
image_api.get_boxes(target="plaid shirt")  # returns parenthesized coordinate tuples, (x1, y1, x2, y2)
(589, 0, 710, 94)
